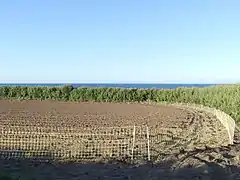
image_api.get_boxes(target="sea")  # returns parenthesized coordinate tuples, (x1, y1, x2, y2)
(0, 83, 218, 89)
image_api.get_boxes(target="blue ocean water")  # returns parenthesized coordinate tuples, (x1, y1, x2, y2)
(0, 83, 218, 89)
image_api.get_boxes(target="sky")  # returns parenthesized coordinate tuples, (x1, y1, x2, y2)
(0, 0, 240, 84)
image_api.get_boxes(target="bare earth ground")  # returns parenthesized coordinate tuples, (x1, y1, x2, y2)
(0, 100, 239, 179)
(0, 100, 198, 128)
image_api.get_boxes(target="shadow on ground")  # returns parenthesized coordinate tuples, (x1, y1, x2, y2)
(0, 144, 240, 180)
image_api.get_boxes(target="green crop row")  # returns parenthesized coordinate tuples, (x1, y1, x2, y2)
(0, 85, 240, 123)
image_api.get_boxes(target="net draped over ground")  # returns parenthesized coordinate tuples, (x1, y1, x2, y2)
(0, 100, 230, 161)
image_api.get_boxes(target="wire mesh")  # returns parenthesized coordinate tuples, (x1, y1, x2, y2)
(0, 125, 149, 161)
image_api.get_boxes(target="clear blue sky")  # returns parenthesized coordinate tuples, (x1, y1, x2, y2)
(0, 0, 239, 83)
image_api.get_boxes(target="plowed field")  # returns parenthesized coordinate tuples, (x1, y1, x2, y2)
(0, 100, 238, 180)
(0, 100, 229, 150)
(0, 100, 198, 128)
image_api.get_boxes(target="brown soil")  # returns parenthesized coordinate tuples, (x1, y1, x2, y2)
(0, 100, 238, 179)
(0, 100, 192, 128)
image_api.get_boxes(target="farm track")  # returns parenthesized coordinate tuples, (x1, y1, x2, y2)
(0, 100, 239, 179)
(150, 106, 229, 157)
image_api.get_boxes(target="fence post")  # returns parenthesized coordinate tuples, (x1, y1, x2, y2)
(131, 125, 136, 160)
(146, 126, 150, 161)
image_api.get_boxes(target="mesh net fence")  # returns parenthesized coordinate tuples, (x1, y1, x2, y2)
(0, 125, 150, 161)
